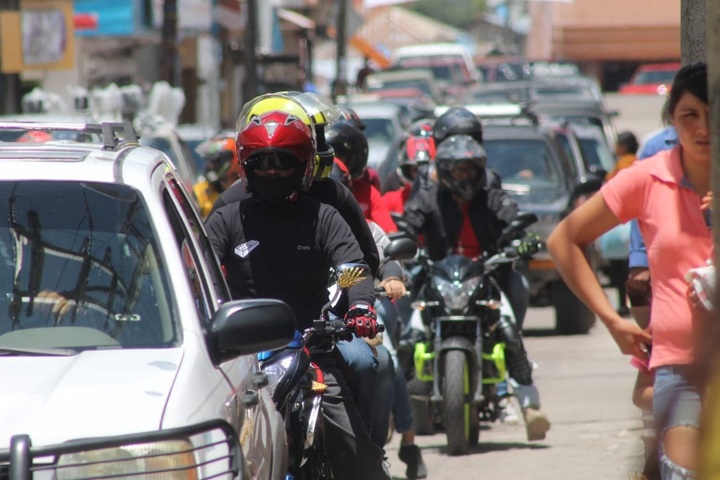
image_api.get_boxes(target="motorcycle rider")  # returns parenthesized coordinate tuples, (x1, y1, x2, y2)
(330, 152, 428, 479)
(205, 107, 390, 480)
(382, 123, 435, 215)
(208, 93, 380, 277)
(193, 133, 239, 218)
(326, 121, 397, 234)
(402, 134, 551, 441)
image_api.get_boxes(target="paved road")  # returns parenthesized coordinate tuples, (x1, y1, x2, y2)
(384, 299, 645, 480)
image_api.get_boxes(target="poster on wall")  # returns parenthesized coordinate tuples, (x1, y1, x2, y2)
(0, 0, 75, 73)
(22, 9, 68, 64)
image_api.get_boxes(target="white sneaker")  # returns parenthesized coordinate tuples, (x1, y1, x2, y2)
(498, 397, 519, 424)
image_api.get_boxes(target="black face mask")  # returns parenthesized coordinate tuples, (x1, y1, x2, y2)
(249, 174, 297, 201)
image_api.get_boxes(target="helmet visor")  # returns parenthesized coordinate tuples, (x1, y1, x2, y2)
(245, 151, 300, 173)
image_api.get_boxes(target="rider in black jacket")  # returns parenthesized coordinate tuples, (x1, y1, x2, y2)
(402, 134, 550, 441)
(206, 108, 389, 480)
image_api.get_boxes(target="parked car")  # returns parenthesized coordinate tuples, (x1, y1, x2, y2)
(365, 68, 443, 104)
(481, 116, 600, 334)
(619, 62, 681, 95)
(0, 121, 295, 480)
(392, 43, 482, 101)
(528, 99, 618, 161)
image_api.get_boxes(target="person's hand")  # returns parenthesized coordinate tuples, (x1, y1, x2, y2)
(607, 319, 652, 358)
(702, 191, 713, 211)
(36, 290, 72, 320)
(626, 267, 651, 295)
(380, 277, 407, 300)
(688, 283, 704, 311)
(513, 233, 542, 259)
(345, 303, 380, 339)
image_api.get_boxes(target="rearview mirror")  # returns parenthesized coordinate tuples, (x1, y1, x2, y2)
(211, 299, 296, 363)
(383, 237, 417, 262)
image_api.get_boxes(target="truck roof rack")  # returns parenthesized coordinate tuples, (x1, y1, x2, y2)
(0, 120, 139, 151)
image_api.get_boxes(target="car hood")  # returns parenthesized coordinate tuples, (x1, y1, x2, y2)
(0, 348, 184, 448)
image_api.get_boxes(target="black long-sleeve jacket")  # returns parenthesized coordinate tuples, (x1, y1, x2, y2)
(205, 196, 374, 331)
(209, 179, 380, 276)
(403, 178, 518, 262)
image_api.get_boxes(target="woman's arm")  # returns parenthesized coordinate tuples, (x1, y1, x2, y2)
(547, 192, 651, 357)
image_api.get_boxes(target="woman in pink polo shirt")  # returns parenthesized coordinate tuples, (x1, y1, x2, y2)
(547, 62, 710, 480)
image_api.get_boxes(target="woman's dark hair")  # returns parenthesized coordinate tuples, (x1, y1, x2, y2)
(662, 61, 707, 123)
(616, 130, 639, 155)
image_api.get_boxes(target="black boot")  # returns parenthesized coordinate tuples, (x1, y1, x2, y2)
(398, 444, 427, 480)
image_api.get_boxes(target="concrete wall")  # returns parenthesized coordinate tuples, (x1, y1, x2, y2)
(526, 0, 679, 61)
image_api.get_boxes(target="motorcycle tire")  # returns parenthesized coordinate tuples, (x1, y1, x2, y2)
(443, 350, 473, 455)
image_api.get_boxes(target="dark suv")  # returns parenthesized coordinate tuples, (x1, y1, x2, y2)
(483, 117, 602, 334)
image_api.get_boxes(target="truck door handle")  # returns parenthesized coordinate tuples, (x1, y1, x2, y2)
(241, 390, 259, 406)
(253, 371, 269, 388)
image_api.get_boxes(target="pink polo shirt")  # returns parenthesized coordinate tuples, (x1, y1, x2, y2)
(601, 146, 712, 369)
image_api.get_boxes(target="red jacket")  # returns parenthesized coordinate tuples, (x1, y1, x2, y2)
(381, 184, 412, 215)
(351, 179, 397, 233)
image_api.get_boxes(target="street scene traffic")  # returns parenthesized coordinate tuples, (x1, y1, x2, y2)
(0, 1, 715, 479)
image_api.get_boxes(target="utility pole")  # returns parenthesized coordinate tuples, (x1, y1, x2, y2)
(332, 0, 348, 102)
(681, 0, 707, 64)
(0, 0, 21, 114)
(160, 0, 178, 85)
(698, 2, 720, 476)
(243, 0, 259, 104)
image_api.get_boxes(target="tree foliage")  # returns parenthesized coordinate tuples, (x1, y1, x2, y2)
(407, 0, 487, 29)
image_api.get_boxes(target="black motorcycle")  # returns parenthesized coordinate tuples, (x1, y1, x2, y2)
(407, 212, 538, 455)
(260, 262, 369, 480)
(260, 236, 418, 479)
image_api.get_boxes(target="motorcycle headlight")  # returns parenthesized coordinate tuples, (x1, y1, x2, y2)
(433, 277, 482, 310)
(263, 352, 296, 399)
(56, 439, 199, 480)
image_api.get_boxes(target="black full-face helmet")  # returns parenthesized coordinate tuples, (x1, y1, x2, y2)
(433, 106, 483, 146)
(325, 121, 369, 180)
(435, 134, 487, 201)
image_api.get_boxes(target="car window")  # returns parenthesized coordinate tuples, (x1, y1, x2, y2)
(0, 181, 178, 350)
(363, 118, 397, 144)
(163, 177, 230, 320)
(577, 137, 615, 172)
(484, 139, 564, 188)
(553, 133, 581, 179)
(634, 70, 676, 84)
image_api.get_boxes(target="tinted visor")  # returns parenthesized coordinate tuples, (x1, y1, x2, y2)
(246, 152, 300, 172)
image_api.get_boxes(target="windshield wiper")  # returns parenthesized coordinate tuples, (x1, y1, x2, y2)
(0, 346, 79, 356)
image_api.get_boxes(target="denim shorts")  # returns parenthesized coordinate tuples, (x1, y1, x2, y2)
(653, 365, 701, 436)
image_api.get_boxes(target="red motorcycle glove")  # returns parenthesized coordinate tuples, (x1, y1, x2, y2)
(345, 303, 379, 339)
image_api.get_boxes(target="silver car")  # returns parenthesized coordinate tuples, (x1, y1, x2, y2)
(0, 121, 293, 480)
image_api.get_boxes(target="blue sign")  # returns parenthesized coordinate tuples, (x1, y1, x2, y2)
(74, 0, 146, 37)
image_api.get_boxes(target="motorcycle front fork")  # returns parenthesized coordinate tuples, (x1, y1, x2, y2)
(414, 335, 507, 405)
